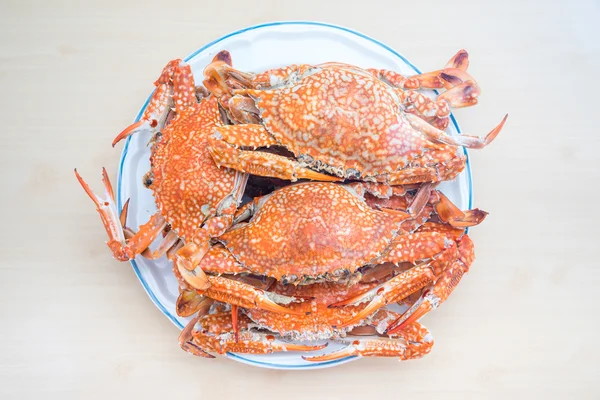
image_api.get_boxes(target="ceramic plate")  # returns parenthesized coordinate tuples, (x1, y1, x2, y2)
(116, 21, 472, 370)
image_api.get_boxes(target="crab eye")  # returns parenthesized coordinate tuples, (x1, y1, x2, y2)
(143, 172, 154, 188)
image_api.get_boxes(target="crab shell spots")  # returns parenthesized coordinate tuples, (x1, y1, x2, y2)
(417, 222, 465, 241)
(382, 232, 449, 265)
(249, 66, 441, 177)
(150, 96, 236, 239)
(218, 182, 404, 281)
(197, 244, 248, 275)
(246, 281, 380, 340)
(198, 312, 252, 335)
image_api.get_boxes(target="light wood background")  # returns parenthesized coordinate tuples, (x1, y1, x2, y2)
(1, 1, 599, 398)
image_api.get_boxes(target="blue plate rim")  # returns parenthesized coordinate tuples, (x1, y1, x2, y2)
(116, 20, 472, 370)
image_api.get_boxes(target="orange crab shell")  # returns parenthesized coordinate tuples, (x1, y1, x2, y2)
(149, 81, 237, 240)
(243, 65, 454, 178)
(217, 182, 409, 283)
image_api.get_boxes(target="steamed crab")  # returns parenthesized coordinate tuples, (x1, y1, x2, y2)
(176, 182, 485, 319)
(202, 50, 507, 184)
(245, 217, 477, 338)
(75, 52, 248, 265)
(178, 216, 476, 361)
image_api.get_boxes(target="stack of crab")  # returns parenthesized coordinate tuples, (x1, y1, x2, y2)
(76, 49, 506, 362)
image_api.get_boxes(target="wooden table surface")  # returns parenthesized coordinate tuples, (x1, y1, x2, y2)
(2, 1, 598, 398)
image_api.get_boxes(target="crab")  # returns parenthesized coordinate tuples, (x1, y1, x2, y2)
(178, 298, 433, 361)
(176, 182, 485, 315)
(177, 303, 327, 358)
(177, 212, 475, 361)
(202, 50, 507, 185)
(75, 52, 248, 264)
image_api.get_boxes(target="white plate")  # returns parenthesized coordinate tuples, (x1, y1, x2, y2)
(116, 21, 473, 370)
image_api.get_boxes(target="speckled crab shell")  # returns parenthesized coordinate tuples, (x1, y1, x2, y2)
(217, 182, 410, 283)
(240, 64, 460, 179)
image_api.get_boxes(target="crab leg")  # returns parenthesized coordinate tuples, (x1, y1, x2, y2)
(204, 60, 315, 95)
(134, 229, 179, 260)
(369, 51, 475, 122)
(203, 54, 254, 96)
(386, 235, 475, 335)
(176, 261, 305, 315)
(151, 230, 180, 258)
(406, 112, 507, 149)
(75, 168, 167, 261)
(112, 59, 180, 146)
(231, 304, 240, 342)
(331, 262, 435, 328)
(191, 311, 327, 356)
(208, 133, 342, 182)
(178, 297, 217, 357)
(114, 53, 232, 147)
(195, 330, 327, 355)
(370, 50, 480, 130)
(179, 314, 216, 358)
(332, 230, 458, 327)
(367, 67, 446, 90)
(376, 167, 442, 186)
(380, 231, 451, 265)
(121, 201, 180, 260)
(176, 170, 249, 271)
(416, 221, 465, 241)
(304, 321, 433, 362)
(433, 191, 488, 227)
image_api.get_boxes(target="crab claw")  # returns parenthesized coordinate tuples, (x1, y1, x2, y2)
(176, 261, 305, 316)
(75, 168, 166, 261)
(445, 49, 469, 71)
(386, 235, 475, 335)
(331, 262, 435, 329)
(437, 79, 480, 108)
